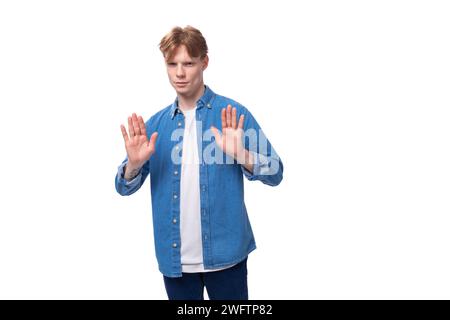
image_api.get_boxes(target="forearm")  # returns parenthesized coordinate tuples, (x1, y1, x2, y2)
(236, 149, 254, 174)
(124, 163, 142, 181)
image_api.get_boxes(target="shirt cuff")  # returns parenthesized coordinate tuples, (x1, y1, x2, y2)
(241, 151, 271, 179)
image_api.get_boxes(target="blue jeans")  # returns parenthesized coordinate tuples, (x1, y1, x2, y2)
(163, 258, 248, 300)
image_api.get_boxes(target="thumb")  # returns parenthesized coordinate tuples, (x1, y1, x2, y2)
(148, 131, 158, 147)
(210, 126, 221, 142)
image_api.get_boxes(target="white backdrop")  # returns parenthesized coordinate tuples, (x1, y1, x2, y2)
(0, 0, 449, 299)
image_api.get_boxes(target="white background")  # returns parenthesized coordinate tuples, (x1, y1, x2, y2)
(0, 0, 449, 299)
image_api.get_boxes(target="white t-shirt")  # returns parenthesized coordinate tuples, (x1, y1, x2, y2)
(180, 108, 203, 272)
(179, 108, 234, 273)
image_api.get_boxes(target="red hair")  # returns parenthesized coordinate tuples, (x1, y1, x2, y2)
(159, 25, 208, 61)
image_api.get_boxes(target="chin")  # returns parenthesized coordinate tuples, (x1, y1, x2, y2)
(174, 86, 191, 94)
(175, 87, 189, 94)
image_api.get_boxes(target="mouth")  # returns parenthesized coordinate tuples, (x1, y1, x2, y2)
(175, 81, 189, 87)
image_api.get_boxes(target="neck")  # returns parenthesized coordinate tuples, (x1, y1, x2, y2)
(177, 84, 205, 111)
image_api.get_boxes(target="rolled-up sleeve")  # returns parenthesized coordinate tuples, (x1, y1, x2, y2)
(239, 106, 284, 187)
(115, 160, 150, 196)
(241, 151, 283, 186)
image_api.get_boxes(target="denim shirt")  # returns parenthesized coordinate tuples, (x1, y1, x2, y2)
(115, 85, 283, 277)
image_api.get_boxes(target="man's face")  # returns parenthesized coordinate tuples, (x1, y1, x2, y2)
(165, 45, 208, 98)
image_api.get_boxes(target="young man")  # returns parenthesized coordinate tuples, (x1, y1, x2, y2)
(115, 26, 283, 300)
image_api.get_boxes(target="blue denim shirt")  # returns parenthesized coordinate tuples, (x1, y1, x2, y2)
(115, 85, 283, 277)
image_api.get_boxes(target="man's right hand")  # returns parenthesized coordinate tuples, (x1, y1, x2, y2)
(120, 113, 158, 180)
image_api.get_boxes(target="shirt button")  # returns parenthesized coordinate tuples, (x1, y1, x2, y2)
(178, 122, 182, 127)
(174, 170, 178, 175)
(204, 235, 208, 240)
(202, 185, 206, 192)
(175, 146, 179, 151)
(172, 243, 177, 248)
(172, 218, 177, 224)
(207, 103, 211, 107)
(173, 194, 178, 199)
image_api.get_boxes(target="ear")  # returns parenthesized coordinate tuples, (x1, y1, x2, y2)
(202, 55, 209, 70)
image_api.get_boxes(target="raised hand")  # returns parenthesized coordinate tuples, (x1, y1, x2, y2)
(211, 104, 247, 162)
(120, 113, 158, 170)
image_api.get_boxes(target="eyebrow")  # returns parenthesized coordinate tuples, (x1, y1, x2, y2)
(167, 60, 195, 63)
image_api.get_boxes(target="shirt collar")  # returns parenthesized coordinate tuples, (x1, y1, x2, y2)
(170, 85, 214, 119)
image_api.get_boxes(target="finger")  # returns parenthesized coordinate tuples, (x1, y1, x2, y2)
(221, 108, 226, 129)
(128, 116, 135, 137)
(138, 116, 147, 137)
(148, 132, 158, 149)
(231, 107, 237, 129)
(226, 105, 232, 127)
(132, 113, 141, 136)
(120, 124, 129, 143)
(238, 114, 244, 129)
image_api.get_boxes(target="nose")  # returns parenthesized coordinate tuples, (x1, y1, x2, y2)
(176, 64, 185, 78)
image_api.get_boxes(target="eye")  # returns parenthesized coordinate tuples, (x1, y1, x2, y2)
(167, 62, 176, 67)
(185, 62, 194, 66)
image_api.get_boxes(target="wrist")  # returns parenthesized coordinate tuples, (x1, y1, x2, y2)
(236, 149, 254, 165)
(127, 161, 144, 171)
(124, 162, 142, 181)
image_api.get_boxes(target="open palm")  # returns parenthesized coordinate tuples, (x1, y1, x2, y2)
(120, 113, 158, 168)
(211, 105, 245, 159)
